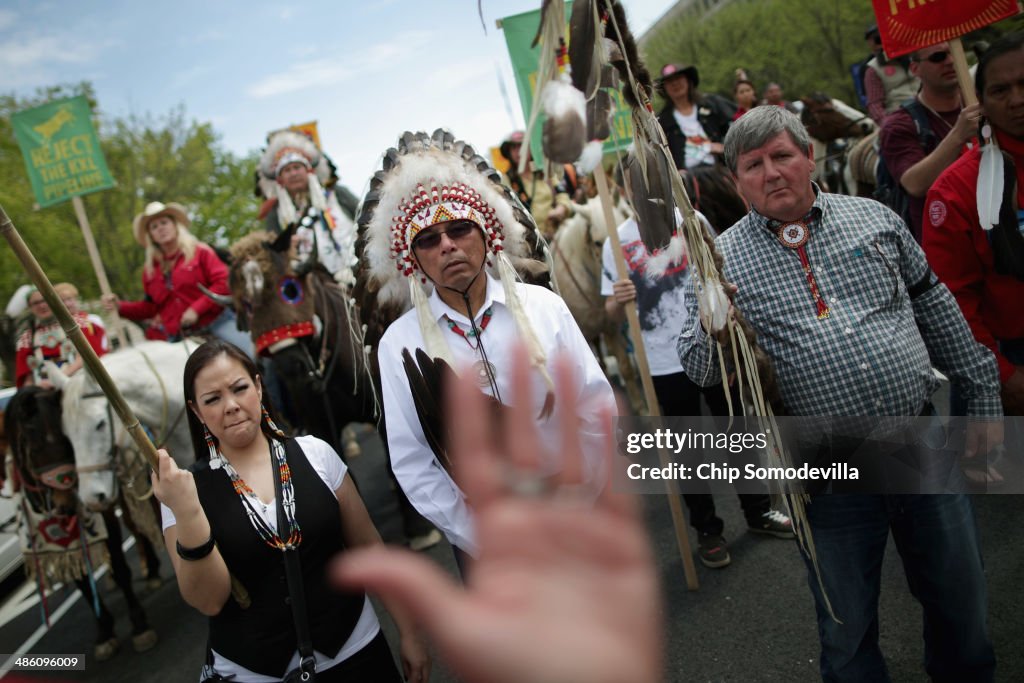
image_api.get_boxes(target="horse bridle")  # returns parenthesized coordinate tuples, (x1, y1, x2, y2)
(75, 351, 187, 499)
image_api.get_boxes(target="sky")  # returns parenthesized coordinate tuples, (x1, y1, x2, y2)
(0, 0, 669, 196)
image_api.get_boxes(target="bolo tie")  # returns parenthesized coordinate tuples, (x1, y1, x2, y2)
(772, 216, 830, 319)
(439, 270, 502, 401)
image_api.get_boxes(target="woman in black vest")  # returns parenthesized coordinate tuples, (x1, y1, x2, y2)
(152, 339, 429, 682)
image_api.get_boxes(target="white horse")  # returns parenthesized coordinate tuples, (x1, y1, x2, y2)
(51, 340, 194, 508)
(552, 194, 644, 412)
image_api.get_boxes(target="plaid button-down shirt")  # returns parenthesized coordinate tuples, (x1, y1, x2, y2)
(678, 190, 1001, 418)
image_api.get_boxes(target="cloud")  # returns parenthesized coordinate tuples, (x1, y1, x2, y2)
(424, 59, 494, 93)
(169, 64, 216, 90)
(0, 34, 105, 88)
(0, 9, 16, 31)
(246, 30, 431, 99)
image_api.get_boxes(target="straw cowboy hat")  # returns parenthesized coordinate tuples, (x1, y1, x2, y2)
(132, 201, 190, 246)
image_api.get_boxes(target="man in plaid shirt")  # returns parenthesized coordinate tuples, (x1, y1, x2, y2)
(678, 106, 1001, 682)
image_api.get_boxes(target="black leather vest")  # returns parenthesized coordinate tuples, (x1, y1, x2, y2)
(193, 438, 364, 677)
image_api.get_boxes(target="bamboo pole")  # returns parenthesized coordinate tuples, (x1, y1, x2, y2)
(2, 201, 253, 609)
(1, 202, 157, 469)
(593, 164, 700, 591)
(70, 195, 129, 349)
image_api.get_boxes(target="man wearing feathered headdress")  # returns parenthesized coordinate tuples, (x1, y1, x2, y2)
(356, 130, 614, 560)
(256, 130, 361, 285)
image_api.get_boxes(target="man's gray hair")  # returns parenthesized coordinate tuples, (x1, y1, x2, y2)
(723, 106, 811, 173)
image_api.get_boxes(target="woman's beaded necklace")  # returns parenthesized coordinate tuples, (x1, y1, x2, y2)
(210, 439, 302, 551)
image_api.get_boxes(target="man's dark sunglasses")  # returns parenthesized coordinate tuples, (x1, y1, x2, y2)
(916, 50, 949, 64)
(411, 221, 477, 250)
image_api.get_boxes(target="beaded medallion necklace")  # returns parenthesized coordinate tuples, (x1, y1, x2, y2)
(210, 439, 302, 551)
(771, 213, 831, 320)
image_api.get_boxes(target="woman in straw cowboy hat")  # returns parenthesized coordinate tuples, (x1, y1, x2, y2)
(102, 202, 252, 354)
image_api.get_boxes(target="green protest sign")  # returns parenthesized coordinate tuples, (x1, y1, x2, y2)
(11, 96, 115, 208)
(501, 4, 633, 167)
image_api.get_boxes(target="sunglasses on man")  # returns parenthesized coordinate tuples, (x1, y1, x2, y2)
(915, 51, 950, 64)
(411, 221, 478, 251)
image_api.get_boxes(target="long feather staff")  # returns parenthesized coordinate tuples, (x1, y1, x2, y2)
(599, 0, 837, 620)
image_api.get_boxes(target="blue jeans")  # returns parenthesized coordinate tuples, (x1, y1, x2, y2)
(207, 308, 254, 358)
(800, 494, 994, 682)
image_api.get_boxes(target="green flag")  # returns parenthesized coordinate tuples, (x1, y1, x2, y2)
(11, 96, 115, 208)
(500, 4, 633, 166)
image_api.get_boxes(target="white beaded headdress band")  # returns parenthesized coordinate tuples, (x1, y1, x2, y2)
(391, 182, 504, 280)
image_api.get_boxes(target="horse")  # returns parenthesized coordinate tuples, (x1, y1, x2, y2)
(552, 193, 645, 412)
(678, 165, 750, 235)
(4, 386, 159, 660)
(211, 230, 376, 453)
(52, 341, 193, 510)
(800, 93, 876, 195)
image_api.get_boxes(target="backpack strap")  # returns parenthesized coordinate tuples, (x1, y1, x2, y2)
(900, 98, 937, 150)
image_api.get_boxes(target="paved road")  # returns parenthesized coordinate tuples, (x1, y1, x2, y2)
(1, 427, 1020, 682)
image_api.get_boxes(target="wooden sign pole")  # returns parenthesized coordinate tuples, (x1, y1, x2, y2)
(949, 38, 978, 108)
(71, 195, 129, 349)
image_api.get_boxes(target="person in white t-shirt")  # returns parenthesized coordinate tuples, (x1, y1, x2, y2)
(655, 63, 736, 170)
(154, 340, 429, 682)
(601, 162, 793, 569)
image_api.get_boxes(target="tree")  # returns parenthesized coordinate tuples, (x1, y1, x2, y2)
(641, 0, 1024, 111)
(642, 0, 875, 108)
(0, 86, 258, 309)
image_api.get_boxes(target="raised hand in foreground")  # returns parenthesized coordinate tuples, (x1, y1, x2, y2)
(332, 347, 662, 683)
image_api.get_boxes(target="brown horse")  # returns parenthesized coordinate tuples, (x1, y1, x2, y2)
(4, 386, 158, 660)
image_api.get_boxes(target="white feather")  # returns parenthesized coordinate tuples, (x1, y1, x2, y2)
(977, 140, 1004, 231)
(696, 278, 731, 335)
(577, 140, 604, 174)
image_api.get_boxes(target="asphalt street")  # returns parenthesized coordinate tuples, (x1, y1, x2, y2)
(0, 426, 1020, 683)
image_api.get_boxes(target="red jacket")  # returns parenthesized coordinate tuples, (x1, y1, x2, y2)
(923, 130, 1024, 383)
(119, 243, 229, 340)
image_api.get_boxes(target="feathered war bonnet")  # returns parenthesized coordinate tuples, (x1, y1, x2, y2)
(256, 130, 335, 227)
(356, 128, 554, 391)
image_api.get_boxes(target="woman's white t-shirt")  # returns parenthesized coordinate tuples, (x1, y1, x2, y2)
(161, 435, 381, 682)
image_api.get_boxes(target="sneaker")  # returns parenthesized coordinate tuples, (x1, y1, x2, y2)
(697, 533, 732, 568)
(408, 529, 443, 552)
(748, 509, 795, 539)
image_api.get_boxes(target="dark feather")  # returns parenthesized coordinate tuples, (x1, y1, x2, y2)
(626, 136, 677, 254)
(586, 65, 615, 140)
(382, 149, 400, 172)
(568, 0, 597, 93)
(402, 348, 452, 473)
(400, 348, 509, 476)
(605, 0, 651, 109)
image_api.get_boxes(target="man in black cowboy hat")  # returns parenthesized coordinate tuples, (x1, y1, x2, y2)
(655, 63, 735, 171)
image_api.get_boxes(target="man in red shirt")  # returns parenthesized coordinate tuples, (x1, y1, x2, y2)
(879, 41, 981, 241)
(924, 33, 1024, 417)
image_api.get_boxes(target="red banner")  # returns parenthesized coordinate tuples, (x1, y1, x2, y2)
(871, 0, 1020, 58)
